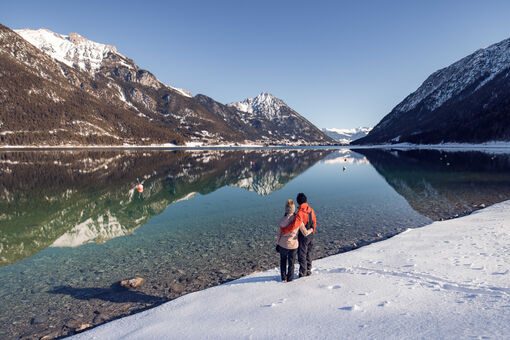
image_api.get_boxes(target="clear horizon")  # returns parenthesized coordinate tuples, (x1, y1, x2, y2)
(1, 0, 510, 129)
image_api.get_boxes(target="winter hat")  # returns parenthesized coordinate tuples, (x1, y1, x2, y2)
(285, 199, 295, 216)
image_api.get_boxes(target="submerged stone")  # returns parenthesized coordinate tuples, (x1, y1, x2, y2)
(120, 277, 144, 288)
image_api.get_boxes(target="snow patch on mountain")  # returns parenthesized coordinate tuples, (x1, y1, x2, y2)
(14, 27, 193, 98)
(168, 85, 192, 98)
(323, 127, 372, 144)
(15, 28, 117, 73)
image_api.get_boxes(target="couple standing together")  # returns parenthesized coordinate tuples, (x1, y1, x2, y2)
(276, 192, 316, 282)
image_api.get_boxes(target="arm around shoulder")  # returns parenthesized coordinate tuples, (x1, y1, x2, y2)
(298, 222, 312, 236)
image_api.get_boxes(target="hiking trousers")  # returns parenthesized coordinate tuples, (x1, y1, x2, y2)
(298, 232, 314, 276)
(279, 247, 297, 281)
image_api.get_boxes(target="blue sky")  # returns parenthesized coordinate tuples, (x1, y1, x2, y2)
(2, 0, 510, 129)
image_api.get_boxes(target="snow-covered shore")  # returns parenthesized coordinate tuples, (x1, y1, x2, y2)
(2, 141, 510, 151)
(73, 201, 510, 339)
(352, 141, 510, 153)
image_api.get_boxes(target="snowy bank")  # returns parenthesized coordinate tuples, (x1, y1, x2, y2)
(73, 201, 510, 339)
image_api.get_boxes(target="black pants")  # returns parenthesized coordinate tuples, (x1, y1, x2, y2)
(279, 247, 297, 281)
(298, 233, 314, 277)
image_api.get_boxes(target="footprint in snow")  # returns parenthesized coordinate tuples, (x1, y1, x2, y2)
(331, 267, 349, 273)
(339, 304, 361, 311)
(262, 298, 286, 308)
(327, 285, 341, 290)
(378, 301, 390, 307)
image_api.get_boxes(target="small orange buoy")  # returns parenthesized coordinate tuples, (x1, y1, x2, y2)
(137, 184, 143, 193)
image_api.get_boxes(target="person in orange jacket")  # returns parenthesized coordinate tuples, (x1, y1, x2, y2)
(276, 199, 313, 282)
(280, 192, 316, 277)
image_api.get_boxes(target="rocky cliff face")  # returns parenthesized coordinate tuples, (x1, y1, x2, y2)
(354, 37, 510, 145)
(1, 25, 332, 146)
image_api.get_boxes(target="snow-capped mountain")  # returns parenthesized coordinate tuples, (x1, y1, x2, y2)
(14, 27, 192, 96)
(2, 24, 332, 146)
(15, 28, 118, 74)
(229, 92, 288, 120)
(322, 127, 372, 144)
(226, 92, 334, 144)
(394, 38, 510, 114)
(354, 37, 510, 145)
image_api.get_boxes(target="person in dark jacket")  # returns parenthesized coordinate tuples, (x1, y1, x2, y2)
(280, 192, 317, 277)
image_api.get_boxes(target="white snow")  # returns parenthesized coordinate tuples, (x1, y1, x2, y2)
(228, 92, 290, 121)
(14, 28, 193, 101)
(14, 28, 117, 73)
(184, 141, 204, 147)
(323, 149, 369, 165)
(174, 192, 197, 203)
(51, 213, 128, 247)
(73, 200, 510, 340)
(355, 141, 510, 154)
(167, 84, 192, 98)
(323, 127, 372, 144)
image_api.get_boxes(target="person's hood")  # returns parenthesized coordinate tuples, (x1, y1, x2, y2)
(299, 203, 312, 213)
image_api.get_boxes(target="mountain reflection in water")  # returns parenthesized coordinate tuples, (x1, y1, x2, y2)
(0, 149, 332, 266)
(354, 148, 510, 220)
(3, 147, 510, 340)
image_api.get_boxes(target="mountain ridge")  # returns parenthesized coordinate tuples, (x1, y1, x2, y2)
(1, 25, 333, 146)
(353, 36, 510, 145)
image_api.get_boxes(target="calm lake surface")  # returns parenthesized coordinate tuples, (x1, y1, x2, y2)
(2, 147, 510, 339)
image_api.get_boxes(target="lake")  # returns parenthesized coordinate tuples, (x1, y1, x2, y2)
(1, 147, 510, 339)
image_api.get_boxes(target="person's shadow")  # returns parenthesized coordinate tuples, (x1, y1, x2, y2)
(49, 282, 165, 304)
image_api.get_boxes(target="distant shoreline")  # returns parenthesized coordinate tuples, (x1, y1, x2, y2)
(1, 141, 510, 152)
(0, 144, 338, 151)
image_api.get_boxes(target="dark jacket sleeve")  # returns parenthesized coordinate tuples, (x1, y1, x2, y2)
(311, 209, 317, 233)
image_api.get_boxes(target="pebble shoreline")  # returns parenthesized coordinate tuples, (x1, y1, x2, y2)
(2, 235, 389, 340)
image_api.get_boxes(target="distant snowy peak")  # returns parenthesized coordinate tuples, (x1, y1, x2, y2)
(323, 127, 372, 144)
(228, 92, 289, 119)
(14, 28, 118, 73)
(395, 37, 510, 113)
